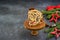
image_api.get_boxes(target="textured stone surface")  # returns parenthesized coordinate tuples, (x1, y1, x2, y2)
(0, 0, 60, 40)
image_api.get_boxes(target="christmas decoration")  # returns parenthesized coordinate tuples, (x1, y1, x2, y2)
(42, 5, 60, 39)
(44, 22, 60, 38)
(50, 27, 60, 38)
(56, 5, 60, 8)
(42, 5, 60, 22)
(46, 5, 60, 11)
(46, 6, 56, 11)
(49, 11, 60, 23)
(49, 13, 57, 23)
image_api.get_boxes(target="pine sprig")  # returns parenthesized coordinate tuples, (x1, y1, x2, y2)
(42, 8, 60, 19)
(45, 28, 54, 38)
(45, 22, 60, 38)
(44, 28, 54, 33)
(47, 33, 54, 38)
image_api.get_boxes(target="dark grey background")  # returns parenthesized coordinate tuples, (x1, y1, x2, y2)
(0, 0, 60, 40)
